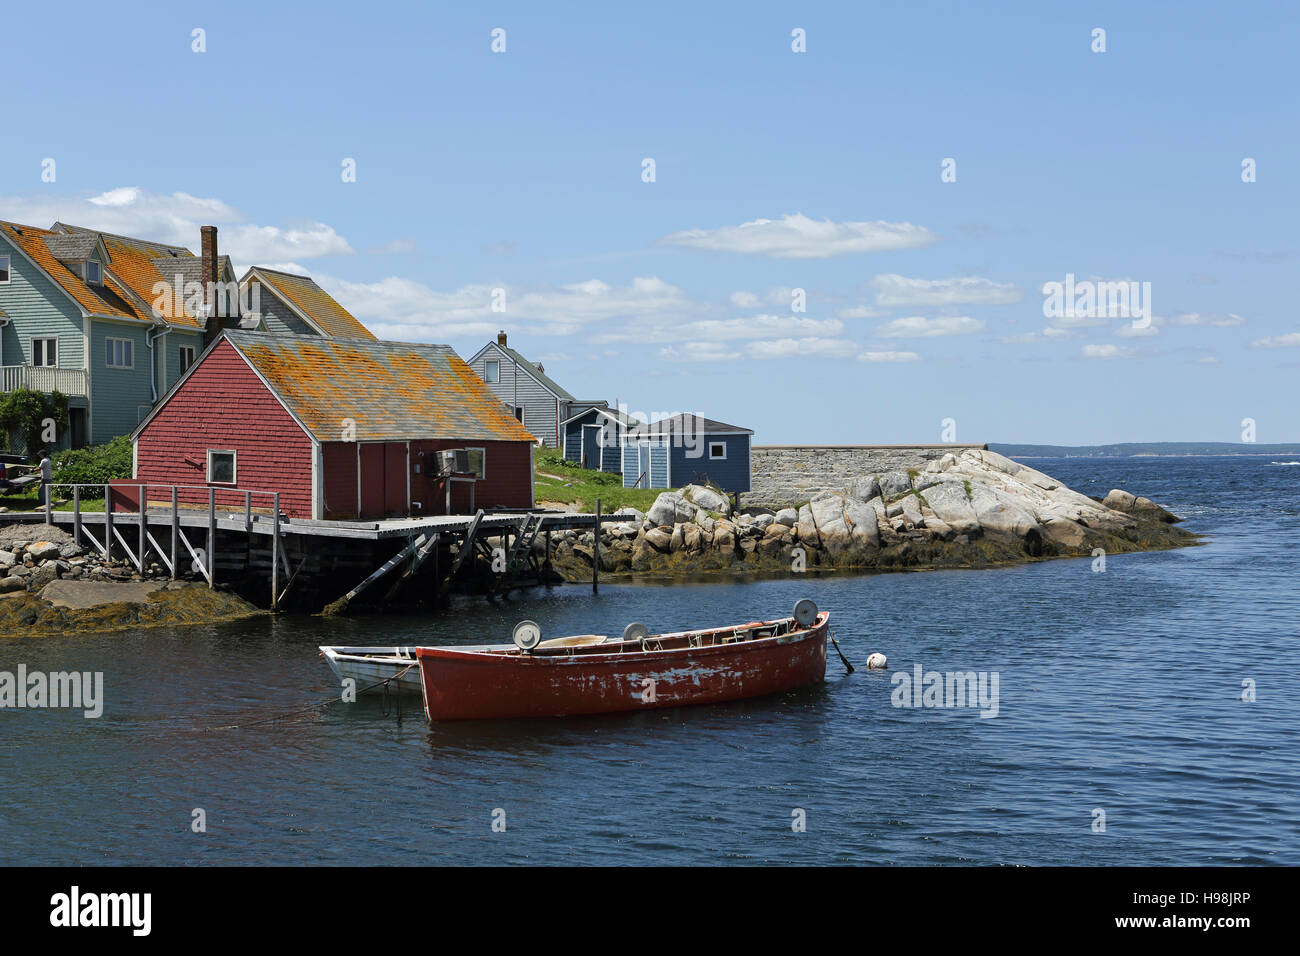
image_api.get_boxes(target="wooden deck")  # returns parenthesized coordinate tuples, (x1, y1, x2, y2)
(1, 485, 622, 611)
(0, 507, 618, 540)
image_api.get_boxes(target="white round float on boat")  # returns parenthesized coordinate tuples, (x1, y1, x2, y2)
(793, 599, 819, 627)
(513, 620, 542, 652)
(866, 652, 887, 669)
(623, 622, 649, 644)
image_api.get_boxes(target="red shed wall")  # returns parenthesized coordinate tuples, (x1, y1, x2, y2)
(133, 339, 315, 517)
(411, 439, 534, 513)
(319, 438, 534, 518)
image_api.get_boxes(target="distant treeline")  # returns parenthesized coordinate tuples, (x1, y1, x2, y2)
(989, 442, 1300, 458)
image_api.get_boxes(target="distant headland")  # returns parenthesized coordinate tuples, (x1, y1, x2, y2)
(989, 442, 1300, 459)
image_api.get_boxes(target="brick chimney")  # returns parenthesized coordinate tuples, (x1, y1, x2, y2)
(200, 225, 218, 344)
(497, 330, 507, 346)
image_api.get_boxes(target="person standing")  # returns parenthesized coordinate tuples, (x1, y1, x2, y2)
(29, 449, 52, 507)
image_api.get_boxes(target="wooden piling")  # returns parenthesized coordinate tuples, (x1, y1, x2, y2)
(104, 487, 113, 561)
(206, 487, 216, 587)
(170, 487, 179, 580)
(593, 498, 600, 593)
(72, 487, 81, 547)
(271, 492, 281, 610)
(138, 484, 147, 572)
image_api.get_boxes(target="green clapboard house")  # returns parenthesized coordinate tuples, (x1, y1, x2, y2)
(0, 220, 374, 451)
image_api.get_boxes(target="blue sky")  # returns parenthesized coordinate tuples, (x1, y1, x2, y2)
(3, 0, 1297, 444)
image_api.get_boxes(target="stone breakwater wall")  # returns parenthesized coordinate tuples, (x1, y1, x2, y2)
(745, 444, 989, 507)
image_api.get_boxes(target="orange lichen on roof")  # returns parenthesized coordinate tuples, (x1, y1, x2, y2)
(256, 270, 376, 339)
(230, 333, 536, 444)
(0, 221, 145, 321)
(97, 234, 204, 328)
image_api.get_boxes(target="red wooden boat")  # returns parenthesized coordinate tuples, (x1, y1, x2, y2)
(415, 603, 830, 721)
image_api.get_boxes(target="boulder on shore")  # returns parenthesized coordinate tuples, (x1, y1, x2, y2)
(543, 448, 1196, 580)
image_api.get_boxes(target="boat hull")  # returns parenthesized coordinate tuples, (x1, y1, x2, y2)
(416, 614, 829, 720)
(319, 646, 422, 695)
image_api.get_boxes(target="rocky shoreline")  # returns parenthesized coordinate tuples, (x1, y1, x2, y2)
(0, 523, 262, 636)
(539, 448, 1198, 580)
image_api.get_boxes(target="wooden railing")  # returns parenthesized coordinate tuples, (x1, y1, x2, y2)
(44, 481, 286, 608)
(0, 365, 89, 396)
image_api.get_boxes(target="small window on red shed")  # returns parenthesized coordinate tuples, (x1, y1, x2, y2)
(207, 449, 237, 484)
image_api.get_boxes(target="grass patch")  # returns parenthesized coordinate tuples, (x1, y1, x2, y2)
(0, 493, 105, 513)
(533, 446, 667, 512)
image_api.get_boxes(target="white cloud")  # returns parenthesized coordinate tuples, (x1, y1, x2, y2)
(255, 262, 311, 276)
(591, 314, 845, 346)
(659, 336, 857, 362)
(729, 290, 761, 307)
(1115, 312, 1246, 338)
(835, 304, 889, 319)
(1114, 322, 1161, 339)
(871, 274, 1021, 307)
(1000, 326, 1076, 343)
(0, 187, 353, 269)
(660, 213, 937, 259)
(658, 342, 736, 363)
(871, 315, 985, 338)
(677, 315, 844, 341)
(317, 274, 696, 341)
(744, 337, 856, 359)
(1167, 312, 1244, 327)
(226, 221, 352, 262)
(1250, 332, 1300, 349)
(1081, 344, 1138, 359)
(857, 350, 922, 363)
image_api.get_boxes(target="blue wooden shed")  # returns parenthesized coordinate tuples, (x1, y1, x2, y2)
(561, 406, 640, 473)
(621, 414, 753, 493)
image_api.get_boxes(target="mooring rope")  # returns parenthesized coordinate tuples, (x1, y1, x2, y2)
(202, 664, 418, 732)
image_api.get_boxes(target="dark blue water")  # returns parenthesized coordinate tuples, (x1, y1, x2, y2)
(1, 457, 1297, 865)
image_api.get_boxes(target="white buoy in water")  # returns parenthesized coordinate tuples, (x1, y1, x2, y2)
(866, 652, 888, 669)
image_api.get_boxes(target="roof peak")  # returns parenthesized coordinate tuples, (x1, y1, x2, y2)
(247, 265, 316, 279)
(54, 221, 193, 255)
(224, 328, 452, 350)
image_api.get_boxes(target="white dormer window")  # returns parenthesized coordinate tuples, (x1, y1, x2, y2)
(86, 260, 103, 285)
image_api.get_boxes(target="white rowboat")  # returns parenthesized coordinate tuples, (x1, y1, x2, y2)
(319, 635, 611, 695)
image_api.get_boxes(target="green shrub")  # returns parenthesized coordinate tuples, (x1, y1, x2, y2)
(0, 388, 69, 455)
(52, 435, 133, 489)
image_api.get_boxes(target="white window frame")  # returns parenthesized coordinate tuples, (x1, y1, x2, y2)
(708, 441, 727, 460)
(0, 254, 10, 285)
(207, 449, 237, 485)
(85, 260, 103, 285)
(105, 337, 135, 369)
(30, 337, 58, 367)
(484, 359, 500, 383)
(514, 405, 526, 427)
(178, 345, 197, 373)
(464, 446, 486, 480)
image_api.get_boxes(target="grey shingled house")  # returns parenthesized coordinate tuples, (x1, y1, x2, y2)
(466, 331, 604, 448)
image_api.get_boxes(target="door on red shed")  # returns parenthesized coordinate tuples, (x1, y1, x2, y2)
(384, 443, 408, 517)
(359, 444, 386, 518)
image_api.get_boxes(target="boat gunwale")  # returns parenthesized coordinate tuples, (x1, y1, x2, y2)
(414, 613, 829, 666)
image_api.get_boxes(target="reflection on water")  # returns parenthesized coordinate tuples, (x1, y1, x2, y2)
(1, 457, 1297, 865)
